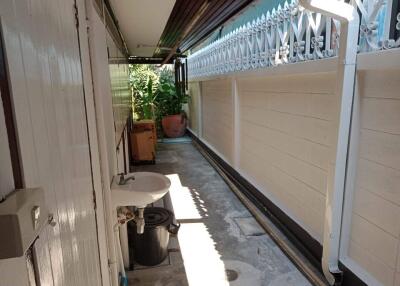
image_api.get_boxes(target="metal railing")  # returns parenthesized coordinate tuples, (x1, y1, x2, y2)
(188, 0, 400, 79)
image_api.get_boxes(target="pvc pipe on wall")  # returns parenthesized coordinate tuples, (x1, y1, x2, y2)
(298, 1, 359, 285)
(119, 222, 130, 268)
(115, 224, 128, 286)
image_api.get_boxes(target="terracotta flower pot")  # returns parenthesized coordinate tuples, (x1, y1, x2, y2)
(161, 114, 187, 138)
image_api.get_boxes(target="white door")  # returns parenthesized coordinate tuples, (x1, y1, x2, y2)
(0, 0, 103, 285)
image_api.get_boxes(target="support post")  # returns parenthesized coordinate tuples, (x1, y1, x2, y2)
(232, 77, 240, 170)
(298, 0, 359, 285)
(198, 82, 203, 139)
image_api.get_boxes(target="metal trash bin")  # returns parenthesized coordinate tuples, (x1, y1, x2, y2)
(128, 207, 180, 266)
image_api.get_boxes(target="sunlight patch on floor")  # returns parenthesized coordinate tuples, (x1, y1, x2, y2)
(166, 174, 204, 220)
(167, 174, 229, 286)
(178, 222, 229, 286)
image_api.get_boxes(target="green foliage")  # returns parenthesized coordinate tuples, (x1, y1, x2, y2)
(129, 64, 158, 120)
(129, 64, 189, 124)
(154, 68, 189, 117)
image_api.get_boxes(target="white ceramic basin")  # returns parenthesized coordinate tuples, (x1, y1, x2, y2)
(111, 172, 171, 208)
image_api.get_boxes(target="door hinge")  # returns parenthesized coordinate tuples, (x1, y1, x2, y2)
(74, 3, 79, 28)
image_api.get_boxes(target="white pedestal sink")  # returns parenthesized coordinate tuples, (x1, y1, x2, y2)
(111, 172, 171, 271)
(111, 172, 171, 208)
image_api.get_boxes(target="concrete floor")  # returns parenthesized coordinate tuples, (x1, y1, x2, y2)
(128, 141, 312, 286)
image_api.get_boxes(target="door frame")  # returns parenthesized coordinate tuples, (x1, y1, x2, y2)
(74, 1, 111, 285)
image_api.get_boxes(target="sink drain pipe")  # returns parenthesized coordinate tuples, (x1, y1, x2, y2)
(298, 1, 359, 285)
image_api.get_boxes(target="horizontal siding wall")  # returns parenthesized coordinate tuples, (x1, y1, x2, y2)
(188, 50, 400, 286)
(201, 78, 234, 163)
(344, 70, 400, 286)
(237, 73, 338, 241)
(188, 72, 340, 242)
(188, 82, 201, 135)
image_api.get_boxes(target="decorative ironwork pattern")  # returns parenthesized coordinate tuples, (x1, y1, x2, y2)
(188, 0, 400, 79)
(356, 0, 399, 51)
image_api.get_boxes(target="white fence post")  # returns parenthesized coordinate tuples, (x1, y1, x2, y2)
(232, 77, 240, 170)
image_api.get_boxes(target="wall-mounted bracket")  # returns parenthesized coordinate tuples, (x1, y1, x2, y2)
(0, 188, 49, 259)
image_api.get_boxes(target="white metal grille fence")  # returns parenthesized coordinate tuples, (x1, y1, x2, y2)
(188, 0, 400, 79)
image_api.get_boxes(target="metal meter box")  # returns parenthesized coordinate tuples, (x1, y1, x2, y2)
(0, 188, 49, 259)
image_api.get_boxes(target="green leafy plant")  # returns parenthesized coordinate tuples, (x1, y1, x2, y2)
(129, 65, 158, 120)
(142, 76, 157, 119)
(154, 68, 189, 118)
(129, 64, 188, 134)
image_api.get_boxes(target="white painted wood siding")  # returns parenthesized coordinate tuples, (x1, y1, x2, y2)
(201, 79, 234, 164)
(0, 0, 102, 285)
(89, 9, 118, 181)
(107, 32, 131, 147)
(342, 70, 400, 286)
(237, 73, 339, 241)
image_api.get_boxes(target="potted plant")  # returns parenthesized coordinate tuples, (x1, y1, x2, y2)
(130, 66, 158, 163)
(155, 70, 189, 138)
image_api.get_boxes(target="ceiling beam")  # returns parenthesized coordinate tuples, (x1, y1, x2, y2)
(128, 56, 183, 65)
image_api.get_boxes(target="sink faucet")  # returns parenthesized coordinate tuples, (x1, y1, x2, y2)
(118, 173, 135, 185)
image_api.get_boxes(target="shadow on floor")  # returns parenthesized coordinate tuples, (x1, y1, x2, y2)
(127, 142, 311, 286)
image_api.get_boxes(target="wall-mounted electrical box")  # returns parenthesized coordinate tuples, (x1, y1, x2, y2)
(0, 188, 49, 259)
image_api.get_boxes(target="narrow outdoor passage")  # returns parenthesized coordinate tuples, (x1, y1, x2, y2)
(128, 140, 311, 286)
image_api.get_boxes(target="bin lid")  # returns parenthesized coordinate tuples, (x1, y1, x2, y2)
(140, 207, 173, 228)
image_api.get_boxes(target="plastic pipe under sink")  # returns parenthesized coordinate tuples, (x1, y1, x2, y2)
(119, 223, 130, 269)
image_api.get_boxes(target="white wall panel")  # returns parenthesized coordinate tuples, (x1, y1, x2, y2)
(188, 82, 201, 135)
(237, 73, 338, 241)
(189, 72, 339, 242)
(0, 0, 102, 285)
(201, 78, 234, 163)
(341, 70, 400, 286)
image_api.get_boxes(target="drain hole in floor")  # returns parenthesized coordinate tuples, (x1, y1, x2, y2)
(225, 269, 239, 282)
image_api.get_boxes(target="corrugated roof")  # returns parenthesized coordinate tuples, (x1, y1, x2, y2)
(192, 0, 285, 52)
(153, 0, 256, 58)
